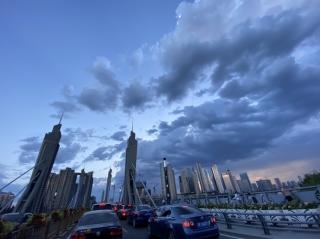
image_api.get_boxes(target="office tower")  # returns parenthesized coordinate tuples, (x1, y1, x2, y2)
(221, 172, 235, 193)
(122, 130, 138, 205)
(194, 162, 212, 193)
(105, 169, 112, 202)
(274, 178, 282, 189)
(211, 164, 225, 194)
(70, 169, 93, 208)
(111, 184, 115, 202)
(101, 190, 105, 202)
(256, 179, 273, 191)
(160, 158, 177, 203)
(15, 120, 62, 213)
(239, 172, 252, 192)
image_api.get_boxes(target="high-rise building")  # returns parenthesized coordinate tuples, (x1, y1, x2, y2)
(105, 169, 112, 202)
(160, 158, 177, 203)
(122, 130, 138, 205)
(222, 172, 235, 193)
(256, 179, 273, 191)
(0, 192, 15, 212)
(211, 164, 225, 194)
(204, 169, 215, 192)
(194, 162, 212, 193)
(101, 190, 105, 203)
(44, 167, 77, 211)
(71, 169, 93, 208)
(15, 120, 62, 213)
(274, 178, 282, 189)
(179, 168, 197, 194)
(239, 172, 252, 192)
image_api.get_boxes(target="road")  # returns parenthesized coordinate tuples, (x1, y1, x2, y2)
(64, 220, 265, 239)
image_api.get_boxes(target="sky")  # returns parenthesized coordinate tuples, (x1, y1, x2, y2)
(1, 0, 320, 199)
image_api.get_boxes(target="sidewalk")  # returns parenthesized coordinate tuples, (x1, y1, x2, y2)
(218, 223, 320, 239)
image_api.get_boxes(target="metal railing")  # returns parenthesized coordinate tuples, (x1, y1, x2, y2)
(202, 208, 320, 235)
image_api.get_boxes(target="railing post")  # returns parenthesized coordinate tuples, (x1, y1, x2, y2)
(222, 212, 232, 229)
(257, 214, 270, 235)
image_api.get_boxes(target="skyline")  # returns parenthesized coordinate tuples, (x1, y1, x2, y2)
(1, 0, 320, 200)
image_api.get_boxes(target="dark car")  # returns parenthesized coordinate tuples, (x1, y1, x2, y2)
(1, 213, 32, 227)
(70, 210, 122, 239)
(91, 203, 114, 211)
(112, 204, 122, 214)
(147, 205, 219, 239)
(127, 204, 154, 228)
(117, 205, 133, 220)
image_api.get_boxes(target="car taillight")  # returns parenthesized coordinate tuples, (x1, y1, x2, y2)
(210, 216, 216, 224)
(71, 232, 86, 239)
(110, 228, 122, 236)
(182, 220, 194, 228)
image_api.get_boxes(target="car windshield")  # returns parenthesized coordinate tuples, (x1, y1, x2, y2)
(137, 205, 152, 210)
(78, 212, 117, 226)
(2, 214, 23, 223)
(172, 206, 203, 215)
(92, 204, 113, 210)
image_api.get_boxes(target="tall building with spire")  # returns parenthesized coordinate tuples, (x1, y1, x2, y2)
(121, 130, 138, 205)
(104, 168, 112, 202)
(15, 120, 62, 213)
(211, 164, 225, 194)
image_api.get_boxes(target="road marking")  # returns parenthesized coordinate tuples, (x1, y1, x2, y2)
(123, 227, 128, 233)
(220, 233, 247, 239)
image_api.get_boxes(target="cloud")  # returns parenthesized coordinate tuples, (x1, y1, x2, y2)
(147, 129, 158, 135)
(110, 131, 127, 141)
(18, 137, 41, 164)
(85, 141, 126, 162)
(121, 81, 153, 110)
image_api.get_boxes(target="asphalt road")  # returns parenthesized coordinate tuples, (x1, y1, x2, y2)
(64, 220, 267, 239)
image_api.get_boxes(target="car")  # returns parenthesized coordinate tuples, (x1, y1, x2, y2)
(91, 203, 114, 211)
(1, 212, 33, 227)
(127, 204, 154, 228)
(117, 204, 133, 220)
(69, 210, 122, 239)
(112, 204, 122, 214)
(147, 205, 219, 239)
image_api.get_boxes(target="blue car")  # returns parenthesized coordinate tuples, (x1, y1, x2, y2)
(127, 204, 155, 228)
(147, 205, 219, 239)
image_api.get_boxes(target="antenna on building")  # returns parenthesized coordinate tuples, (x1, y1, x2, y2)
(58, 112, 64, 124)
(131, 119, 134, 132)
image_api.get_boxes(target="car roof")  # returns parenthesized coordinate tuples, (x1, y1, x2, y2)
(84, 209, 114, 216)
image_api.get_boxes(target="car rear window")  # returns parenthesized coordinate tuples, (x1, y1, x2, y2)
(172, 206, 203, 215)
(78, 212, 117, 226)
(92, 204, 113, 210)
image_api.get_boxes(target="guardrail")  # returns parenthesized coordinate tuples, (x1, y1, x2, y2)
(202, 208, 320, 235)
(2, 209, 84, 239)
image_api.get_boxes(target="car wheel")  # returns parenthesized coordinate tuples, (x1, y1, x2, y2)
(133, 219, 137, 228)
(168, 230, 175, 239)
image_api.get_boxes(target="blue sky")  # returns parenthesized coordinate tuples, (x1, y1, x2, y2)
(1, 0, 320, 199)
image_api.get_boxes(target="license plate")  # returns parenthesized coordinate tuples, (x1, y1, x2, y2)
(197, 221, 210, 228)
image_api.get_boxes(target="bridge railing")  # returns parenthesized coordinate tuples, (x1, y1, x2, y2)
(202, 208, 320, 235)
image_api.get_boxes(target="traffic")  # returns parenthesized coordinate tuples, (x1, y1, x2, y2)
(68, 203, 220, 239)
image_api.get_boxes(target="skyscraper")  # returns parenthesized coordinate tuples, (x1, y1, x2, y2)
(211, 164, 225, 194)
(179, 168, 196, 194)
(122, 130, 138, 205)
(105, 169, 112, 202)
(274, 178, 282, 189)
(239, 172, 252, 192)
(256, 179, 273, 191)
(71, 169, 93, 208)
(15, 121, 62, 213)
(160, 158, 177, 204)
(222, 172, 235, 193)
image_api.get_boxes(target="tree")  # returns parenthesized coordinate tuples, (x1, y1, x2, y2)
(302, 171, 320, 186)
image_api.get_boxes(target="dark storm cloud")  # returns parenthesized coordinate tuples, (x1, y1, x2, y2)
(121, 81, 153, 110)
(147, 129, 158, 135)
(155, 9, 320, 101)
(84, 141, 126, 162)
(110, 131, 126, 141)
(77, 88, 119, 112)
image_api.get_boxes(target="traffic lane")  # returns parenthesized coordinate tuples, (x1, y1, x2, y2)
(120, 220, 148, 239)
(120, 220, 262, 239)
